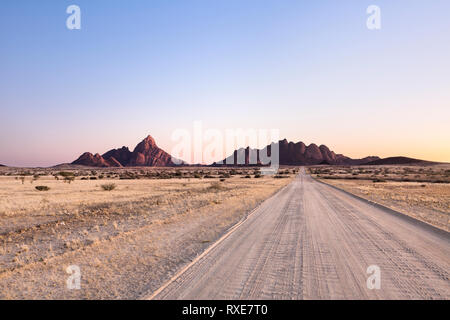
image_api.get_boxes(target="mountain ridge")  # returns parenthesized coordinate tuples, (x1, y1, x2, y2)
(71, 135, 177, 167)
(362, 156, 437, 166)
(70, 135, 439, 167)
(214, 139, 380, 166)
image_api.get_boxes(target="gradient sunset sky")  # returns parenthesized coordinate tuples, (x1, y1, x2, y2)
(1, 0, 449, 167)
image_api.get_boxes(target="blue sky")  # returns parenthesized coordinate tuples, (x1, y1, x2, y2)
(1, 0, 449, 166)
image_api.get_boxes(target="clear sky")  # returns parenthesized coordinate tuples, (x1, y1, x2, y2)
(1, 0, 449, 166)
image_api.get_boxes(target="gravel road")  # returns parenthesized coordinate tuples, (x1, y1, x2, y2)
(149, 169, 450, 299)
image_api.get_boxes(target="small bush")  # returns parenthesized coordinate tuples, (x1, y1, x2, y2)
(59, 171, 75, 177)
(101, 183, 116, 191)
(64, 176, 75, 184)
(35, 186, 50, 191)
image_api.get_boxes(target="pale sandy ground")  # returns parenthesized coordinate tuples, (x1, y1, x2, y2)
(0, 175, 292, 299)
(151, 170, 450, 300)
(318, 179, 449, 232)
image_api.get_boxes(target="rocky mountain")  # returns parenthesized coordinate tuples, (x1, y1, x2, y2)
(102, 146, 132, 166)
(127, 135, 173, 166)
(214, 139, 380, 166)
(72, 152, 121, 167)
(72, 135, 177, 167)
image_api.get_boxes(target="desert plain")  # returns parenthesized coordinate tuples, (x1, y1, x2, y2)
(0, 166, 294, 298)
(0, 164, 448, 299)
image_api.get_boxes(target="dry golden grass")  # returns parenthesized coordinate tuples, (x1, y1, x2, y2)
(309, 164, 450, 183)
(0, 168, 293, 299)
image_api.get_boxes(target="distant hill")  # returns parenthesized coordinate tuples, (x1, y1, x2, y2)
(214, 139, 380, 166)
(363, 156, 435, 166)
(0, 164, 5, 167)
(66, 137, 440, 168)
(71, 135, 182, 167)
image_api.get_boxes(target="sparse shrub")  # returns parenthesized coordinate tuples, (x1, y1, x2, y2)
(35, 186, 50, 191)
(90, 177, 98, 180)
(120, 172, 138, 179)
(59, 171, 74, 177)
(64, 176, 75, 184)
(220, 178, 226, 182)
(101, 183, 116, 191)
(254, 174, 262, 178)
(244, 175, 251, 178)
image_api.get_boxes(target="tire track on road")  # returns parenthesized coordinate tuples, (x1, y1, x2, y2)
(147, 169, 450, 300)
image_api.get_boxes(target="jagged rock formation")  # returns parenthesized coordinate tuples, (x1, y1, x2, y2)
(214, 139, 380, 166)
(72, 135, 177, 167)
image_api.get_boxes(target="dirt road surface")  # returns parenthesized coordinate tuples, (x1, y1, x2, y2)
(149, 169, 450, 299)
